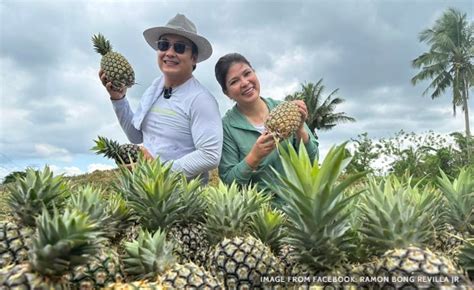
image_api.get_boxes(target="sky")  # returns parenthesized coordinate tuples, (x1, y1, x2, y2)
(0, 0, 472, 180)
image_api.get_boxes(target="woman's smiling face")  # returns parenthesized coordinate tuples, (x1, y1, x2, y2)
(225, 62, 261, 105)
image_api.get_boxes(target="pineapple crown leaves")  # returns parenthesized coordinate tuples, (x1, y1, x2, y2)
(176, 175, 207, 223)
(458, 238, 474, 272)
(357, 175, 442, 256)
(204, 181, 270, 244)
(265, 142, 365, 271)
(6, 166, 69, 227)
(123, 228, 176, 280)
(92, 33, 113, 56)
(249, 204, 287, 254)
(91, 136, 124, 161)
(67, 185, 116, 238)
(115, 156, 184, 231)
(30, 207, 105, 277)
(106, 193, 136, 234)
(437, 167, 474, 235)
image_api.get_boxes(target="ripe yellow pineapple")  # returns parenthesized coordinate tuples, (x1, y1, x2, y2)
(92, 33, 135, 91)
(265, 101, 302, 141)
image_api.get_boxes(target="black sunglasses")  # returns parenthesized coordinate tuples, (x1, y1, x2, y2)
(157, 40, 190, 54)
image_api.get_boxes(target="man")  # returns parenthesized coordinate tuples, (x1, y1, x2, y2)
(99, 14, 223, 182)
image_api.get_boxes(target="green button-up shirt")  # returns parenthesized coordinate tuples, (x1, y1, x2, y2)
(219, 97, 319, 190)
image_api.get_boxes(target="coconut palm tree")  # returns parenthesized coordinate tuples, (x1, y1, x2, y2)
(285, 79, 356, 136)
(411, 8, 473, 137)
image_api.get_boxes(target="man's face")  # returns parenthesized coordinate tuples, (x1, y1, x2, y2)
(157, 34, 196, 79)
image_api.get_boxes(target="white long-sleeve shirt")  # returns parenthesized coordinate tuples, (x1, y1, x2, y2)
(111, 75, 223, 182)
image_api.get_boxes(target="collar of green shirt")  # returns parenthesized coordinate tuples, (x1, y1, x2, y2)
(225, 97, 280, 131)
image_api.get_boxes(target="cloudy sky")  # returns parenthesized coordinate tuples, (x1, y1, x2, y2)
(0, 0, 472, 179)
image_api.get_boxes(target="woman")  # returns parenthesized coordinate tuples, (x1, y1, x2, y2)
(215, 53, 319, 190)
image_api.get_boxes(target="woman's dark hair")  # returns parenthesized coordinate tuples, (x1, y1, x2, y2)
(215, 53, 252, 93)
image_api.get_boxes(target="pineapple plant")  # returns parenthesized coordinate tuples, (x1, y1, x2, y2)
(357, 175, 471, 288)
(66, 185, 125, 287)
(115, 228, 222, 288)
(114, 156, 210, 266)
(114, 156, 183, 232)
(0, 208, 104, 289)
(1, 166, 68, 267)
(204, 182, 284, 289)
(264, 101, 302, 141)
(266, 142, 365, 288)
(106, 193, 137, 243)
(436, 167, 474, 256)
(92, 135, 141, 165)
(458, 238, 474, 280)
(167, 176, 210, 266)
(249, 204, 287, 256)
(92, 33, 135, 91)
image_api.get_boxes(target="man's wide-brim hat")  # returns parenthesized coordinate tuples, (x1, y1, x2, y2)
(143, 13, 212, 63)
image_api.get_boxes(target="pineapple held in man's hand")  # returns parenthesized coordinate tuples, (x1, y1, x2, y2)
(92, 33, 135, 91)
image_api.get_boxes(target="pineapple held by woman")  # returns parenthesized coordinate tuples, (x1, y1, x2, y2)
(264, 101, 302, 141)
(92, 136, 140, 165)
(92, 33, 135, 91)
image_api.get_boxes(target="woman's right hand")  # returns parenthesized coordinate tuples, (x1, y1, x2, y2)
(245, 132, 276, 169)
(99, 69, 127, 100)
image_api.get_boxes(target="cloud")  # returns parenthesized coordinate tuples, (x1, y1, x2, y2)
(87, 163, 115, 172)
(49, 165, 83, 177)
(1, 0, 472, 173)
(34, 143, 72, 162)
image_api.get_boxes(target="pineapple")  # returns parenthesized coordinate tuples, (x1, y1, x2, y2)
(0, 221, 33, 268)
(436, 168, 474, 256)
(68, 247, 124, 289)
(92, 33, 135, 91)
(264, 101, 302, 141)
(66, 185, 125, 288)
(0, 208, 104, 289)
(1, 166, 68, 267)
(117, 228, 222, 288)
(204, 182, 284, 289)
(92, 135, 140, 165)
(114, 156, 183, 232)
(106, 193, 137, 243)
(115, 157, 210, 266)
(458, 238, 474, 280)
(167, 176, 210, 266)
(249, 204, 287, 255)
(266, 142, 364, 287)
(357, 175, 471, 288)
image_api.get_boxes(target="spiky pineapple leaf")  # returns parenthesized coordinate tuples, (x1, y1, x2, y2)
(31, 207, 104, 276)
(92, 33, 112, 56)
(266, 142, 364, 272)
(437, 168, 474, 235)
(204, 182, 270, 244)
(358, 175, 442, 256)
(122, 228, 175, 280)
(6, 166, 69, 227)
(114, 156, 184, 231)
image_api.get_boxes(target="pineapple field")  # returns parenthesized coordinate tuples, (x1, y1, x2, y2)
(0, 142, 473, 289)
